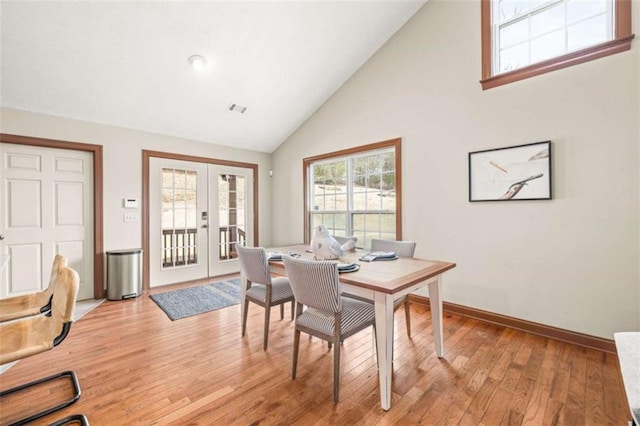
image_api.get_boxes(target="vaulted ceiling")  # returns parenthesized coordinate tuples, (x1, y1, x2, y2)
(0, 1, 425, 153)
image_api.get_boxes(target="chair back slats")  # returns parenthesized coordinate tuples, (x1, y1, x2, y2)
(370, 239, 416, 258)
(282, 256, 341, 314)
(236, 245, 272, 285)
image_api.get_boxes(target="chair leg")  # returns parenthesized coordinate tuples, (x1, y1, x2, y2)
(280, 303, 284, 320)
(333, 338, 340, 403)
(0, 370, 81, 426)
(292, 329, 301, 379)
(242, 298, 249, 337)
(404, 298, 411, 337)
(263, 303, 271, 351)
(48, 414, 90, 426)
(290, 300, 295, 320)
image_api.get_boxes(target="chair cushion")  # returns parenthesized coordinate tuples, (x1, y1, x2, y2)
(296, 297, 374, 338)
(246, 276, 294, 304)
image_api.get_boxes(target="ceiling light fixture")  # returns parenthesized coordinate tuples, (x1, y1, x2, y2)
(188, 55, 207, 70)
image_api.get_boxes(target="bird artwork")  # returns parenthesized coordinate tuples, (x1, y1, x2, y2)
(310, 224, 354, 260)
(499, 173, 544, 199)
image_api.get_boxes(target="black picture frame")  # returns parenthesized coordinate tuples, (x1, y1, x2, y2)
(468, 141, 552, 202)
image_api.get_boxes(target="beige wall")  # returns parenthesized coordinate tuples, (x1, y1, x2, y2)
(0, 107, 273, 268)
(271, 1, 640, 338)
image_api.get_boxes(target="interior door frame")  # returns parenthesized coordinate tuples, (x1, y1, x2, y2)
(0, 133, 105, 298)
(142, 150, 259, 290)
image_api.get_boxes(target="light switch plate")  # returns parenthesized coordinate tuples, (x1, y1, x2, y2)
(123, 212, 138, 222)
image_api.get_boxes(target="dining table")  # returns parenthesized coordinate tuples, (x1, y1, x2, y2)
(240, 243, 456, 411)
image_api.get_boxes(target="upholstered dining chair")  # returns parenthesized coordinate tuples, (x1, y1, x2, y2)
(0, 254, 67, 323)
(237, 245, 295, 351)
(332, 235, 358, 251)
(282, 255, 376, 403)
(0, 263, 82, 425)
(370, 238, 417, 337)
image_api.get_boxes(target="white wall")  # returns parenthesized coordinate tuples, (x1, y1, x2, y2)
(271, 1, 640, 338)
(0, 107, 273, 256)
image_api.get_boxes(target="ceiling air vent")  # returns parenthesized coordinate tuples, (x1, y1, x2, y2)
(228, 103, 247, 114)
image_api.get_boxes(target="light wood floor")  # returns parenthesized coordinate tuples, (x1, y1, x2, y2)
(0, 281, 631, 425)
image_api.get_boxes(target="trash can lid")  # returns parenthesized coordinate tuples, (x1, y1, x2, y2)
(107, 248, 143, 255)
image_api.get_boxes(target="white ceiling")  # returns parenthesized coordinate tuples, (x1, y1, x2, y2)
(0, 1, 425, 153)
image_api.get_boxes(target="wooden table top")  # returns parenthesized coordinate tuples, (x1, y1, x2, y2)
(266, 244, 456, 295)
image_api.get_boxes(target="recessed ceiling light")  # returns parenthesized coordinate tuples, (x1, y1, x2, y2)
(188, 55, 207, 70)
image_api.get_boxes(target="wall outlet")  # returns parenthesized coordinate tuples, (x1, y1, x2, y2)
(123, 212, 138, 222)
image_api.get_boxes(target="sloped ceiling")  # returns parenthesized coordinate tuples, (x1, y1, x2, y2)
(0, 1, 425, 153)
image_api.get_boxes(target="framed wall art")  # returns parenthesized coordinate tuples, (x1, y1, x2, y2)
(469, 141, 552, 202)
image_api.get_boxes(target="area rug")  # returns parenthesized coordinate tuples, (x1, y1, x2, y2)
(150, 278, 241, 321)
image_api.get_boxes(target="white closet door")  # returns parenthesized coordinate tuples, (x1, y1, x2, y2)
(0, 143, 94, 300)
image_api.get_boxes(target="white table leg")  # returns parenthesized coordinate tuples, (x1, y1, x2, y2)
(428, 276, 444, 358)
(374, 292, 395, 411)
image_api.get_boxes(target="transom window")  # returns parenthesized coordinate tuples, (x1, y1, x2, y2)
(481, 0, 633, 89)
(304, 138, 401, 249)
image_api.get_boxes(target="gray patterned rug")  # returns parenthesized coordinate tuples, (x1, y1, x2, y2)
(150, 278, 241, 321)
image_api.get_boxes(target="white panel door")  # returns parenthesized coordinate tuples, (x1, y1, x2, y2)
(0, 143, 94, 300)
(208, 164, 254, 277)
(149, 158, 209, 287)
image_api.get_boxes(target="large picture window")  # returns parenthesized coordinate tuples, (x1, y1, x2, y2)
(304, 138, 401, 249)
(481, 0, 633, 89)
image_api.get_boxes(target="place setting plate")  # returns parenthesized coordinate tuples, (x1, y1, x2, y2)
(337, 262, 360, 273)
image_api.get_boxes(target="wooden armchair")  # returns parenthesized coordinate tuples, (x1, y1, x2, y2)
(0, 263, 82, 425)
(0, 254, 67, 322)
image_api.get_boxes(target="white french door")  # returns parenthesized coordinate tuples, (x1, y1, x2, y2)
(208, 164, 254, 276)
(149, 158, 253, 287)
(0, 143, 94, 300)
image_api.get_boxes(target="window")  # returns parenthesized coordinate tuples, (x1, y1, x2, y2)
(304, 138, 401, 249)
(481, 0, 634, 89)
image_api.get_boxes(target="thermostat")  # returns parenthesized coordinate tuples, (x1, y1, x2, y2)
(123, 198, 138, 209)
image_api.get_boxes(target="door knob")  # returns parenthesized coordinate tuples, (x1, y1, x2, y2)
(0, 234, 4, 241)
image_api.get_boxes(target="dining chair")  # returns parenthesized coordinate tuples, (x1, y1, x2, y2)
(237, 245, 295, 350)
(370, 238, 417, 337)
(282, 255, 376, 403)
(332, 235, 357, 251)
(0, 254, 67, 323)
(0, 263, 83, 425)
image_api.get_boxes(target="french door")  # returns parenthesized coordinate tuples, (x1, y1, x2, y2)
(0, 143, 94, 300)
(149, 158, 253, 287)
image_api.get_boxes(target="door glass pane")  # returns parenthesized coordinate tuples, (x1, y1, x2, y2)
(218, 174, 246, 261)
(161, 168, 198, 269)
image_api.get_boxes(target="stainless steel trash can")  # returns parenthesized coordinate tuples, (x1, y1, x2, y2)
(106, 249, 142, 300)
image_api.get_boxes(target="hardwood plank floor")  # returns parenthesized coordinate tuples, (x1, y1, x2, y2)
(0, 281, 631, 425)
